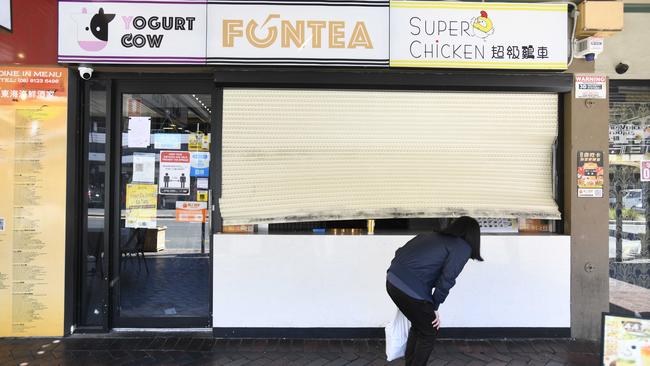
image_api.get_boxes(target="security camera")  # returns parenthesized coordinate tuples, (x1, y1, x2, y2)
(615, 62, 629, 75)
(78, 65, 94, 80)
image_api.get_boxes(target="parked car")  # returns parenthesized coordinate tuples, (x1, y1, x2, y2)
(622, 189, 644, 213)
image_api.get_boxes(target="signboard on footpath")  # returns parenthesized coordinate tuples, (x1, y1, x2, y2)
(602, 314, 650, 366)
(389, 1, 568, 69)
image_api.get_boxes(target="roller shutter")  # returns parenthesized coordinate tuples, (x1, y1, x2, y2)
(220, 89, 560, 225)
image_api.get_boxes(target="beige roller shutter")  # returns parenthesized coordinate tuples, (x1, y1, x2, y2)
(220, 89, 560, 225)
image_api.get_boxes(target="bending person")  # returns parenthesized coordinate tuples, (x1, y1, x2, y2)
(386, 216, 484, 366)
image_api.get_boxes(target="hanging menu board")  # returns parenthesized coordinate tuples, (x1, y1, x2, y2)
(0, 66, 68, 336)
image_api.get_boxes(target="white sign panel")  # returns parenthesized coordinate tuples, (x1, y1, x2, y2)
(390, 1, 567, 69)
(575, 75, 607, 99)
(58, 0, 207, 64)
(0, 0, 11, 32)
(197, 177, 209, 190)
(207, 1, 389, 66)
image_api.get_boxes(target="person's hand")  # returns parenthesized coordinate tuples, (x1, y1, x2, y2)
(432, 310, 440, 330)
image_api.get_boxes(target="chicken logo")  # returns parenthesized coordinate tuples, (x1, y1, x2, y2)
(72, 7, 116, 51)
(471, 11, 494, 39)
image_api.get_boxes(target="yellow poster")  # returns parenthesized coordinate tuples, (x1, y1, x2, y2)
(0, 66, 68, 336)
(188, 132, 203, 151)
(189, 132, 210, 151)
(197, 190, 209, 202)
(126, 184, 158, 229)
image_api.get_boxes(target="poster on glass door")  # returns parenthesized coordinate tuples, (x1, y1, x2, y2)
(159, 151, 191, 195)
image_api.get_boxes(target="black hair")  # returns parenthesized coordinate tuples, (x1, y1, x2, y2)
(440, 216, 484, 261)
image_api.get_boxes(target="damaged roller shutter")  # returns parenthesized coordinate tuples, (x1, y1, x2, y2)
(220, 89, 560, 225)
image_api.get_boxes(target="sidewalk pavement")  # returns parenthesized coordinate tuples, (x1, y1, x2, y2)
(0, 334, 600, 366)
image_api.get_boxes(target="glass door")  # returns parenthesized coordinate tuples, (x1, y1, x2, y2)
(113, 85, 214, 327)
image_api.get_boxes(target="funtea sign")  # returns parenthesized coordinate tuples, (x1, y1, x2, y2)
(57, 0, 568, 69)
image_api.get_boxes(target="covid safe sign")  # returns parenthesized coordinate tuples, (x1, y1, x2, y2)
(58, 0, 567, 69)
(58, 0, 207, 64)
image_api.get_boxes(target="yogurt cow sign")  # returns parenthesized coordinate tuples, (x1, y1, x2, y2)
(58, 0, 207, 64)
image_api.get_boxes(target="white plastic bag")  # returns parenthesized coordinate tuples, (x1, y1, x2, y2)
(385, 308, 411, 361)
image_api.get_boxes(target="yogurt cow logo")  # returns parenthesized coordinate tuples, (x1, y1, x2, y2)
(471, 11, 495, 39)
(72, 7, 116, 51)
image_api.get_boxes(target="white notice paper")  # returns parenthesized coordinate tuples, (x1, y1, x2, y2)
(128, 116, 151, 148)
(197, 178, 209, 190)
(133, 153, 156, 183)
(154, 134, 182, 150)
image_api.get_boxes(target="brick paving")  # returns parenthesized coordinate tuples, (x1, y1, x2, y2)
(609, 277, 650, 316)
(0, 334, 600, 366)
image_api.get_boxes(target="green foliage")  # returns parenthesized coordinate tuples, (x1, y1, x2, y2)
(609, 208, 644, 221)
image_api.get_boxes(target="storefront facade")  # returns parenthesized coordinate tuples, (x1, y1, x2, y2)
(0, 0, 612, 341)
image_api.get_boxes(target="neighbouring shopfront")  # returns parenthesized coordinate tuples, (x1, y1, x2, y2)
(0, 0, 612, 340)
(594, 10, 650, 320)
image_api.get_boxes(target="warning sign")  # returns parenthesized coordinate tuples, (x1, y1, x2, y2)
(575, 75, 607, 99)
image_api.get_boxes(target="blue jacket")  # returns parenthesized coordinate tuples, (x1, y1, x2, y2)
(387, 233, 471, 310)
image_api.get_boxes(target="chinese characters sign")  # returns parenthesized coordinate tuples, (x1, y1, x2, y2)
(577, 151, 604, 198)
(389, 1, 567, 69)
(0, 68, 66, 103)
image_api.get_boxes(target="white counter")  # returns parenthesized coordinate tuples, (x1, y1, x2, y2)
(213, 235, 570, 329)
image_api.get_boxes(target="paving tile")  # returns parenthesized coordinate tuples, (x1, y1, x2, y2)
(484, 362, 507, 366)
(162, 337, 179, 350)
(428, 359, 450, 366)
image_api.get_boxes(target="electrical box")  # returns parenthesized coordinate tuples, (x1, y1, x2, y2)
(576, 0, 624, 38)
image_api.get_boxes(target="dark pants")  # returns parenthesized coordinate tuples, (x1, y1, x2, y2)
(386, 280, 438, 366)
